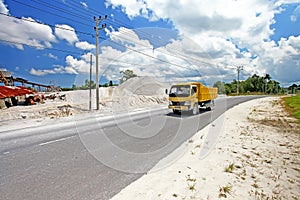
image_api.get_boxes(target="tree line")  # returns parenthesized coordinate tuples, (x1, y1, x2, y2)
(213, 74, 299, 95)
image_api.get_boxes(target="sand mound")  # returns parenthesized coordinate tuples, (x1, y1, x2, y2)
(109, 77, 169, 113)
(117, 76, 169, 96)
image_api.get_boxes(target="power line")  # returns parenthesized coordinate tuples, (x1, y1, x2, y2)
(12, 0, 214, 68)
(29, 0, 95, 23)
(0, 39, 83, 55)
(0, 12, 94, 37)
(99, 36, 199, 73)
(11, 0, 92, 28)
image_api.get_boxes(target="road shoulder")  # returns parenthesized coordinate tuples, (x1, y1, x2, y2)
(111, 96, 300, 200)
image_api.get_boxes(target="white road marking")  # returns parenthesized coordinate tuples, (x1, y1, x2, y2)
(38, 136, 74, 146)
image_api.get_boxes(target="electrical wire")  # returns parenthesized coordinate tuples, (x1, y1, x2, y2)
(99, 36, 200, 72)
(0, 12, 94, 37)
(11, 0, 92, 28)
(11, 0, 213, 68)
(29, 0, 95, 24)
(0, 39, 83, 55)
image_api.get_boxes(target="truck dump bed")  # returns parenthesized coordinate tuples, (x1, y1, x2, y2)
(198, 83, 218, 102)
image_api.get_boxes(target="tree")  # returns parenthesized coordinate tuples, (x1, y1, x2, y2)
(119, 69, 137, 84)
(213, 81, 226, 94)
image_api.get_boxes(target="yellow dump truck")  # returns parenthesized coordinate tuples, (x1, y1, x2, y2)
(168, 82, 218, 115)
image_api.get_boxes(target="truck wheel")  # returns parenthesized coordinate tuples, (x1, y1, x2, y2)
(173, 109, 180, 115)
(192, 103, 199, 115)
(206, 100, 215, 111)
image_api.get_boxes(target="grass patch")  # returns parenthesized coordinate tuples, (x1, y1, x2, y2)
(224, 163, 235, 173)
(219, 184, 232, 198)
(282, 95, 300, 125)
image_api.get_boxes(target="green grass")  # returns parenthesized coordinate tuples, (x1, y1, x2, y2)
(283, 95, 300, 124)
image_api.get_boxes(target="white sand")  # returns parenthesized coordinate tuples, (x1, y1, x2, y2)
(111, 97, 300, 200)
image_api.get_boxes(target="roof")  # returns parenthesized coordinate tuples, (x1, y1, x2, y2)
(0, 86, 34, 99)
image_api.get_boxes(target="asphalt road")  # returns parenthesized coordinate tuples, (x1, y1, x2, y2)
(0, 96, 263, 200)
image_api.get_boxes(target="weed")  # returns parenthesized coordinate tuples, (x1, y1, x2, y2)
(224, 163, 235, 173)
(252, 183, 259, 188)
(188, 139, 194, 143)
(172, 193, 178, 197)
(219, 184, 232, 198)
(188, 183, 196, 191)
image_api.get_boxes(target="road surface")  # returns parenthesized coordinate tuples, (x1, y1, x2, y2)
(0, 96, 262, 200)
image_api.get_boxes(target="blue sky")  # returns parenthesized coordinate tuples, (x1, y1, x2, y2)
(0, 0, 299, 88)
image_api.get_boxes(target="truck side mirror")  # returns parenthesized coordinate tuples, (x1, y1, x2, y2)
(165, 89, 168, 95)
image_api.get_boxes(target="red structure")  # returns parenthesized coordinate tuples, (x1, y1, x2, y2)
(0, 86, 34, 99)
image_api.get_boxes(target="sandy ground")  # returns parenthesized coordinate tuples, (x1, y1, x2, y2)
(111, 97, 300, 200)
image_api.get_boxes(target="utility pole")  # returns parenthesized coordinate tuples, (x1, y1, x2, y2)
(89, 54, 92, 111)
(94, 15, 107, 110)
(237, 66, 243, 94)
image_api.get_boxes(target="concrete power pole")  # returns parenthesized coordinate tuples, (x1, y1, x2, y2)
(94, 15, 107, 110)
(237, 66, 243, 94)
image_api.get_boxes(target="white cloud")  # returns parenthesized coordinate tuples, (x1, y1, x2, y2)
(80, 1, 88, 9)
(0, 16, 56, 50)
(30, 64, 78, 76)
(105, 0, 300, 85)
(105, 0, 148, 19)
(55, 24, 78, 45)
(0, 0, 8, 14)
(290, 4, 300, 22)
(48, 53, 58, 60)
(0, 1, 56, 50)
(75, 41, 95, 50)
(106, 26, 153, 49)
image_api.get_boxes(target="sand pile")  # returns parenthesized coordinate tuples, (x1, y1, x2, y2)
(117, 76, 168, 96)
(109, 77, 169, 112)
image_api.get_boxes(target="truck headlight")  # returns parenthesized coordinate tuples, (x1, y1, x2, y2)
(169, 101, 173, 105)
(184, 101, 191, 106)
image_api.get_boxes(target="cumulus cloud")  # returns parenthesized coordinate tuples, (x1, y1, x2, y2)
(75, 41, 95, 50)
(104, 0, 300, 84)
(55, 24, 79, 45)
(105, 0, 149, 19)
(0, 1, 56, 50)
(30, 64, 79, 76)
(0, 16, 56, 50)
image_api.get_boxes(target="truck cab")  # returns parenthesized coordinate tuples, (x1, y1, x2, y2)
(168, 82, 218, 115)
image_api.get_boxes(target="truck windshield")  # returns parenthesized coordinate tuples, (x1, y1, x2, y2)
(169, 85, 190, 97)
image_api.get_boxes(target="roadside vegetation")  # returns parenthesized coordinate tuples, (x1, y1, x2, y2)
(283, 95, 300, 125)
(214, 74, 300, 95)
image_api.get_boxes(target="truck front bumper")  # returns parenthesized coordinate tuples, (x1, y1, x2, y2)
(168, 105, 190, 111)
